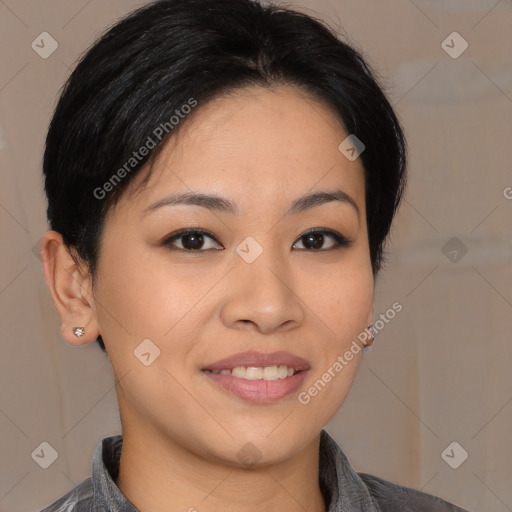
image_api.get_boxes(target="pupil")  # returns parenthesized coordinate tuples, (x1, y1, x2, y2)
(305, 233, 323, 250)
(184, 233, 203, 250)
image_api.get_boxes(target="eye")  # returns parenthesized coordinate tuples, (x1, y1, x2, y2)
(161, 229, 222, 252)
(161, 228, 352, 252)
(292, 228, 352, 251)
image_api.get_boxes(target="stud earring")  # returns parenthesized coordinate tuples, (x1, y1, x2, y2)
(73, 327, 85, 338)
(362, 323, 375, 347)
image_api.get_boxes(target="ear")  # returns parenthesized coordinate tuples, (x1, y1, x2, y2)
(40, 230, 100, 346)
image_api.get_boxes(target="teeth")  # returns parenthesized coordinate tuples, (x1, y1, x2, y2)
(208, 365, 298, 380)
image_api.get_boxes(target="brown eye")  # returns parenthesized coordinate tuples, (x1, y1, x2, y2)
(162, 229, 222, 251)
(293, 229, 352, 251)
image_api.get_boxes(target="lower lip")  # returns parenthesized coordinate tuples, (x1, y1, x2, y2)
(202, 370, 309, 404)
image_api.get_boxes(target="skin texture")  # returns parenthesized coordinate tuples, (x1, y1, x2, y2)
(41, 84, 374, 512)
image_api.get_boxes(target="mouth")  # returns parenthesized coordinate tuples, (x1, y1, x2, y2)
(202, 365, 304, 380)
(201, 350, 310, 403)
(201, 350, 310, 375)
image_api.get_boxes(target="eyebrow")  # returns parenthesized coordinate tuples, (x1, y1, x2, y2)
(142, 188, 360, 218)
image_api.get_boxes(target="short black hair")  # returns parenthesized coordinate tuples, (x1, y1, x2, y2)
(43, 0, 407, 352)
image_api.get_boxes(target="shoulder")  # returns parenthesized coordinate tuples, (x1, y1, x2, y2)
(358, 472, 470, 512)
(39, 477, 93, 512)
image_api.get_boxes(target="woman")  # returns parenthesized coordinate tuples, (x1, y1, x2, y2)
(39, 0, 471, 510)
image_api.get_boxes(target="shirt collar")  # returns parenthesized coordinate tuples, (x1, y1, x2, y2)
(319, 429, 380, 511)
(92, 434, 138, 511)
(91, 430, 380, 512)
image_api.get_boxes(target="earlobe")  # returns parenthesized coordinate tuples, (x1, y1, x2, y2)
(362, 303, 375, 348)
(40, 230, 100, 346)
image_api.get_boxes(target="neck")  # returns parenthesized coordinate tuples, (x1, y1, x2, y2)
(115, 425, 327, 512)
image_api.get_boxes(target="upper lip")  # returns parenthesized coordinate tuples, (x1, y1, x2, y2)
(202, 351, 311, 372)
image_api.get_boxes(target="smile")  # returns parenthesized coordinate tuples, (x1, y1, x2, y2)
(203, 365, 298, 380)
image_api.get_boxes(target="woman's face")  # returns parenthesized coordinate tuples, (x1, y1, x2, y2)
(87, 84, 374, 464)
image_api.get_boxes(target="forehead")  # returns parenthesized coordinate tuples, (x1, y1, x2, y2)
(122, 84, 366, 218)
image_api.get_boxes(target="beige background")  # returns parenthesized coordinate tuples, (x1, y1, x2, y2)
(1, 0, 511, 511)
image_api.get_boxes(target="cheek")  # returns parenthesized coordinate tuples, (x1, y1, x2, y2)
(297, 267, 371, 418)
(297, 255, 373, 337)
(95, 243, 201, 342)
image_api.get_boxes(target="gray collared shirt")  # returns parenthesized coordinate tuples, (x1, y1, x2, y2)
(40, 430, 470, 511)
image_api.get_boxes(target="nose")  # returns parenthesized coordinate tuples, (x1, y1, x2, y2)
(219, 246, 305, 334)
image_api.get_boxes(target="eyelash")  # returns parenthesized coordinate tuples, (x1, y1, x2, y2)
(161, 228, 352, 253)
